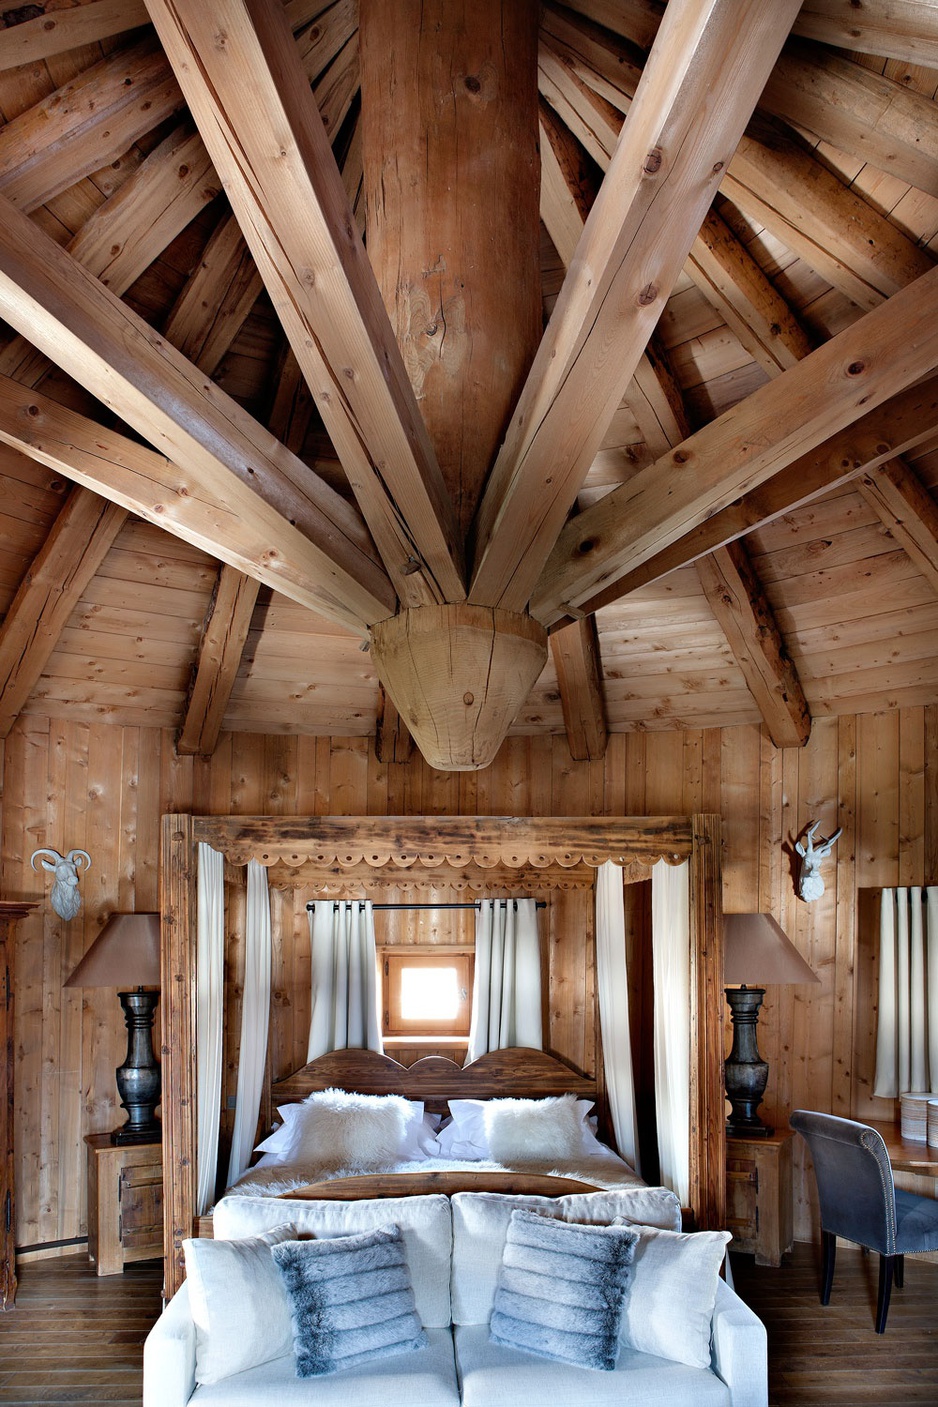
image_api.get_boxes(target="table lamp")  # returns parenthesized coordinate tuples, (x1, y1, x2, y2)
(724, 912, 819, 1137)
(64, 912, 161, 1145)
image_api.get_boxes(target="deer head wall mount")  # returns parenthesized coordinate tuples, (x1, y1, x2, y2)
(794, 822, 841, 903)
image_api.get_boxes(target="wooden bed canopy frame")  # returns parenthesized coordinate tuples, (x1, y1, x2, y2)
(160, 812, 725, 1297)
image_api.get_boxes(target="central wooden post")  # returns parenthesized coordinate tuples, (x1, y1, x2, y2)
(359, 0, 541, 536)
(360, 0, 545, 770)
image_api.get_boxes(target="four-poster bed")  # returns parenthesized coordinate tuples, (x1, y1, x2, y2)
(160, 813, 724, 1297)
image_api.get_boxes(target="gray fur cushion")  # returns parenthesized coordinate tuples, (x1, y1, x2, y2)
(271, 1225, 428, 1377)
(489, 1210, 638, 1371)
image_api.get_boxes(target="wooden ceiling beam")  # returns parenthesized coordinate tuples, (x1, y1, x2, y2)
(539, 19, 816, 379)
(0, 487, 128, 739)
(532, 263, 938, 625)
(858, 459, 938, 596)
(761, 39, 938, 197)
(375, 685, 414, 765)
(469, 0, 802, 612)
(549, 616, 609, 760)
(176, 566, 261, 756)
(0, 37, 185, 214)
(792, 1, 938, 67)
(144, 0, 465, 608)
(0, 373, 391, 633)
(695, 539, 810, 749)
(559, 372, 938, 622)
(0, 1, 151, 70)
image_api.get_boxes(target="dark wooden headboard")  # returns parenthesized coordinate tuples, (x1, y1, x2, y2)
(270, 1045, 597, 1117)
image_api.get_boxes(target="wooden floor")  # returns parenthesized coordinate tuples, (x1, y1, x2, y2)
(732, 1243, 938, 1405)
(0, 1255, 163, 1404)
(0, 1244, 936, 1403)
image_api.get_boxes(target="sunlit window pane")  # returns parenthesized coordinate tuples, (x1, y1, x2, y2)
(400, 965, 459, 1020)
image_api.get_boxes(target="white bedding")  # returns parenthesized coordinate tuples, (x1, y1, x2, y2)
(226, 1147, 644, 1198)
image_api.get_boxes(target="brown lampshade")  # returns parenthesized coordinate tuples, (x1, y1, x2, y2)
(64, 912, 160, 990)
(723, 912, 820, 986)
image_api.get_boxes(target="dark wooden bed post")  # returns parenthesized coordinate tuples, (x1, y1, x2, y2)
(161, 814, 199, 1299)
(689, 813, 726, 1231)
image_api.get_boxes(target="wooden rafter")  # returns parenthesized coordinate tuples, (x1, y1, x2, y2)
(375, 686, 414, 765)
(144, 0, 465, 608)
(0, 488, 128, 738)
(470, 0, 802, 611)
(549, 617, 608, 761)
(176, 568, 261, 756)
(696, 540, 810, 749)
(858, 459, 938, 597)
(792, 1, 938, 67)
(0, 1, 151, 70)
(0, 372, 391, 635)
(533, 264, 938, 625)
(557, 372, 938, 622)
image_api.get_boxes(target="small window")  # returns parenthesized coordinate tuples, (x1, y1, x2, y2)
(382, 948, 473, 1038)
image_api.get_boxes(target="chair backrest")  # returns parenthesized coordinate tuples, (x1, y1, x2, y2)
(790, 1110, 897, 1255)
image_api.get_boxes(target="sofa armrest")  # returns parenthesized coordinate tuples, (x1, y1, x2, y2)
(710, 1278, 768, 1407)
(143, 1281, 197, 1407)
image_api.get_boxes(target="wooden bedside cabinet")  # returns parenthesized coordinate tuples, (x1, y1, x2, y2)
(726, 1128, 794, 1267)
(85, 1133, 163, 1276)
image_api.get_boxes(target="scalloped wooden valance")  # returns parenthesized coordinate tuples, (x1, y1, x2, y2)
(192, 814, 694, 869)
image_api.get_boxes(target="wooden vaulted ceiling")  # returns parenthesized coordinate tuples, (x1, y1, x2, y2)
(0, 0, 936, 767)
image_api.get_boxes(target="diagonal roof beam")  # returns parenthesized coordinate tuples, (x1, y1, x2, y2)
(176, 566, 261, 756)
(0, 373, 391, 633)
(555, 372, 938, 623)
(0, 487, 129, 739)
(532, 264, 938, 625)
(0, 192, 395, 630)
(144, 0, 465, 608)
(468, 0, 802, 611)
(549, 616, 609, 761)
(858, 458, 938, 596)
(696, 540, 810, 749)
(0, 1, 151, 70)
(792, 1, 938, 67)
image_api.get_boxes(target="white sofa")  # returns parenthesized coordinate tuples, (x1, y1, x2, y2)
(144, 1187, 767, 1407)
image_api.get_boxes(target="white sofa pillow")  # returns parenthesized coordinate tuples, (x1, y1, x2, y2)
(450, 1187, 681, 1325)
(618, 1225, 732, 1369)
(213, 1192, 453, 1328)
(183, 1223, 297, 1384)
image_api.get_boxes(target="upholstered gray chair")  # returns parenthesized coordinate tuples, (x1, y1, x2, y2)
(791, 1109, 938, 1332)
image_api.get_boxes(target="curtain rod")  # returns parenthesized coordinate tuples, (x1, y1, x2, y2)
(306, 900, 546, 911)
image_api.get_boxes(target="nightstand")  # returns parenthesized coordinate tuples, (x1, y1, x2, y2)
(726, 1128, 794, 1267)
(85, 1133, 163, 1275)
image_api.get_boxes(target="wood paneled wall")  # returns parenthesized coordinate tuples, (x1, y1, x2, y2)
(0, 709, 935, 1250)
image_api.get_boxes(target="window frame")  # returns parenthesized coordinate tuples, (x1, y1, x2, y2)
(380, 945, 474, 1039)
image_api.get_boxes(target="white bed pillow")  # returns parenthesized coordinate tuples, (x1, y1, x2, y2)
(183, 1223, 297, 1384)
(254, 1088, 434, 1166)
(434, 1095, 601, 1162)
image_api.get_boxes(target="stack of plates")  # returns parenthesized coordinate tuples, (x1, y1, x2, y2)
(928, 1099, 938, 1150)
(900, 1091, 934, 1142)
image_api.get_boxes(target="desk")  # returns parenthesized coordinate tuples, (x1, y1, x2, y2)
(866, 1120, 938, 1177)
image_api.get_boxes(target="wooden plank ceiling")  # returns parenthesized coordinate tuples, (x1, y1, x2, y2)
(0, 0, 935, 762)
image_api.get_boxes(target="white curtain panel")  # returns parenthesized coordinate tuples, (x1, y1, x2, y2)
(467, 898, 542, 1061)
(226, 860, 272, 1188)
(196, 842, 225, 1216)
(874, 887, 938, 1097)
(595, 861, 640, 1172)
(652, 858, 690, 1207)
(307, 900, 382, 1061)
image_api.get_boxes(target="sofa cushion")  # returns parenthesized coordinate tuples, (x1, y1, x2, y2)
(490, 1211, 637, 1370)
(213, 1192, 452, 1327)
(272, 1226, 428, 1377)
(450, 1187, 681, 1325)
(182, 1223, 297, 1385)
(617, 1225, 732, 1370)
(454, 1324, 732, 1407)
(187, 1328, 461, 1407)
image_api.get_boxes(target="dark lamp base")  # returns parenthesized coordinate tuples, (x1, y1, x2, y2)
(111, 1122, 161, 1146)
(726, 1118, 774, 1138)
